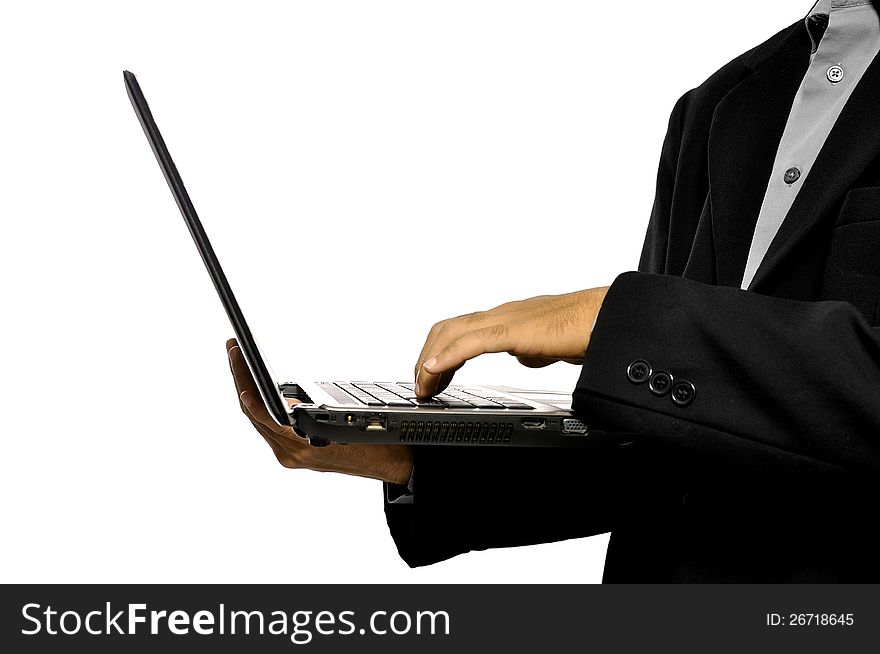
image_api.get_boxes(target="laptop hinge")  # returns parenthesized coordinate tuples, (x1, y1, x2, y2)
(279, 383, 313, 404)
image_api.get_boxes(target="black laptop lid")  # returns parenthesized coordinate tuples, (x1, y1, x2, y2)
(124, 70, 291, 426)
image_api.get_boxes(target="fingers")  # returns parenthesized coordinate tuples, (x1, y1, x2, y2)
(414, 321, 445, 381)
(434, 369, 459, 396)
(240, 390, 285, 434)
(240, 389, 309, 460)
(417, 365, 462, 398)
(415, 351, 450, 398)
(413, 322, 449, 397)
(414, 312, 493, 397)
(227, 338, 251, 394)
(413, 291, 603, 397)
(240, 392, 303, 466)
(419, 324, 514, 396)
(227, 341, 289, 432)
(225, 338, 308, 468)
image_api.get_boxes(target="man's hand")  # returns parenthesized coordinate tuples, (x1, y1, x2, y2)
(226, 338, 413, 485)
(414, 287, 609, 398)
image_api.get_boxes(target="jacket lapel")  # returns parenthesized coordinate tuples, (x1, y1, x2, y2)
(707, 24, 812, 288)
(748, 48, 880, 292)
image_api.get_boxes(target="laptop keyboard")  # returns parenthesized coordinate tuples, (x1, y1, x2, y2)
(333, 382, 534, 410)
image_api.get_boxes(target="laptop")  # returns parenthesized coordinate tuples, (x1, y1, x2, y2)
(124, 70, 625, 448)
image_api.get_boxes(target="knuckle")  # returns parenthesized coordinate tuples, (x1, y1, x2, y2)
(460, 311, 485, 326)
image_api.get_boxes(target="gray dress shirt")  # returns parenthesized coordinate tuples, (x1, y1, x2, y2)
(741, 0, 880, 289)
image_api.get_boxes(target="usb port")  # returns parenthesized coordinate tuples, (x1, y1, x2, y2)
(365, 416, 387, 431)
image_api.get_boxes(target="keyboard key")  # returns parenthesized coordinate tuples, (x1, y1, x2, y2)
(437, 399, 473, 409)
(414, 399, 447, 407)
(499, 402, 534, 410)
(469, 401, 503, 409)
(335, 380, 542, 411)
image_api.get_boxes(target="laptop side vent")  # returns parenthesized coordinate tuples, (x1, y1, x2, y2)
(399, 421, 513, 445)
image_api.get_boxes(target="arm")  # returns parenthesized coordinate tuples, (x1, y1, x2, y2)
(405, 83, 880, 562)
(384, 423, 652, 567)
(574, 272, 880, 488)
(409, 274, 880, 571)
(227, 335, 642, 568)
(226, 96, 693, 568)
(385, 96, 694, 567)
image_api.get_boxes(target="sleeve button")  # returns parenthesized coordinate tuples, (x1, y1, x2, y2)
(626, 359, 652, 384)
(648, 370, 673, 396)
(671, 380, 696, 407)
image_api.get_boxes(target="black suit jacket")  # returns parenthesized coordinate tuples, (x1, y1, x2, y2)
(385, 18, 880, 582)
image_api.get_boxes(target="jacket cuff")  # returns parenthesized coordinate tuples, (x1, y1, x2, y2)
(382, 447, 474, 567)
(578, 271, 702, 421)
(384, 467, 415, 505)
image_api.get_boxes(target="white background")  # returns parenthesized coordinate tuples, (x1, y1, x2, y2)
(1, 0, 805, 583)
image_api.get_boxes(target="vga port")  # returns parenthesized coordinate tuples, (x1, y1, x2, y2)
(561, 418, 588, 435)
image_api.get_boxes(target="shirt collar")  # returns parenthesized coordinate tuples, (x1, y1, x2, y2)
(805, 0, 880, 51)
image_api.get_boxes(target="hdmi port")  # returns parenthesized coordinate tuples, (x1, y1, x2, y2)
(521, 418, 546, 430)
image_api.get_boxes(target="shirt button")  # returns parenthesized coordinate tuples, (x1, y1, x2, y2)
(783, 167, 801, 184)
(826, 64, 844, 84)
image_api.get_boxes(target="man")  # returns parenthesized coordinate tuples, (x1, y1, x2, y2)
(228, 0, 880, 581)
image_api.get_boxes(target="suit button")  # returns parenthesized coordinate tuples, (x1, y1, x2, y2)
(671, 380, 696, 407)
(648, 370, 673, 396)
(626, 360, 651, 384)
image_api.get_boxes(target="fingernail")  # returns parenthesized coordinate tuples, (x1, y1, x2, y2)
(423, 357, 437, 371)
(414, 381, 422, 396)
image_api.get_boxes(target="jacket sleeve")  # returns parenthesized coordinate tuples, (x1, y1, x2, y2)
(384, 438, 666, 567)
(575, 271, 880, 492)
(382, 96, 693, 568)
(638, 91, 689, 275)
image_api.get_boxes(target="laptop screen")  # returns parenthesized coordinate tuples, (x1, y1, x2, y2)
(124, 70, 292, 426)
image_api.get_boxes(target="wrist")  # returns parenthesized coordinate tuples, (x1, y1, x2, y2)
(378, 445, 414, 486)
(589, 286, 609, 332)
(303, 443, 413, 485)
